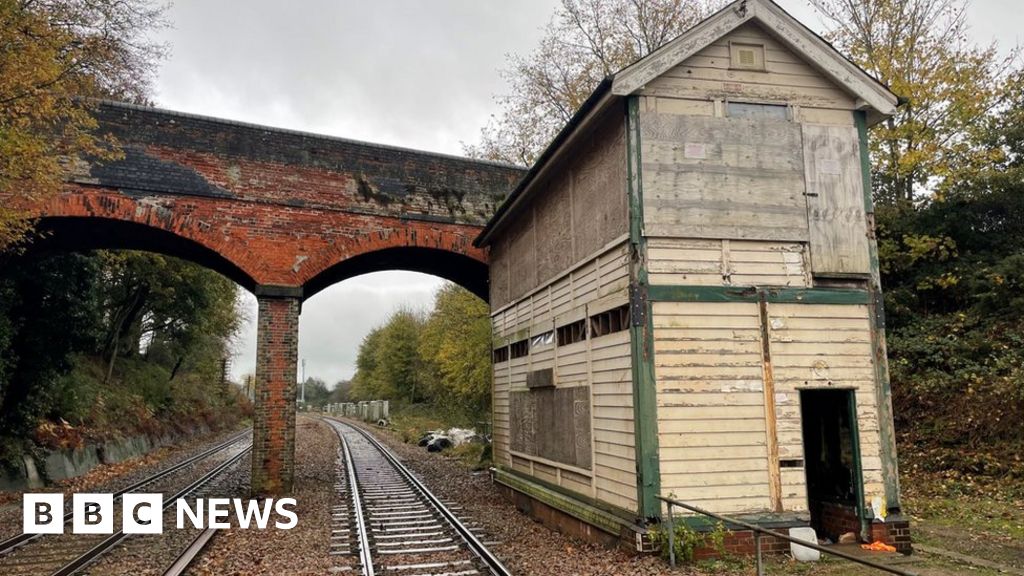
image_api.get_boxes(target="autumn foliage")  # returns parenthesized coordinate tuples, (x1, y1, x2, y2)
(0, 0, 167, 249)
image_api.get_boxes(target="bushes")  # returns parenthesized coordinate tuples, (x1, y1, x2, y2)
(0, 251, 247, 462)
(649, 520, 729, 564)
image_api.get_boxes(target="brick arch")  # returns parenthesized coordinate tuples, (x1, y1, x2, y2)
(302, 245, 489, 302)
(26, 191, 259, 290)
(13, 101, 528, 497)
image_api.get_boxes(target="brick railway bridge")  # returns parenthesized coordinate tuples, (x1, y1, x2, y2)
(11, 101, 524, 495)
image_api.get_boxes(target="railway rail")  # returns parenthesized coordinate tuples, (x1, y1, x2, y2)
(0, 430, 251, 576)
(324, 417, 511, 576)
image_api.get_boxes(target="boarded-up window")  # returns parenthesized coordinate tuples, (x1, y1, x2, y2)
(590, 304, 630, 338)
(557, 319, 587, 346)
(801, 124, 870, 275)
(510, 339, 529, 359)
(493, 346, 509, 363)
(727, 102, 788, 120)
(639, 114, 808, 241)
(510, 386, 592, 469)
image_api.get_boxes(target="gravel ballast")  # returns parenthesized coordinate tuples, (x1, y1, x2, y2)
(188, 417, 336, 575)
(359, 421, 686, 576)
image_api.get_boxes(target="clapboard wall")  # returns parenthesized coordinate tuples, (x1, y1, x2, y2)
(651, 301, 886, 514)
(489, 110, 638, 513)
(491, 239, 637, 512)
(635, 21, 883, 517)
(488, 111, 628, 310)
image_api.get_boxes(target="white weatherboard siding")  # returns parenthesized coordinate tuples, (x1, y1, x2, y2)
(491, 239, 637, 512)
(653, 301, 885, 516)
(767, 303, 885, 508)
(653, 301, 773, 514)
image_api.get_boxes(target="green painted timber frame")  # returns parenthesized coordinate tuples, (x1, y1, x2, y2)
(847, 389, 870, 541)
(856, 110, 902, 513)
(626, 96, 662, 521)
(647, 285, 871, 305)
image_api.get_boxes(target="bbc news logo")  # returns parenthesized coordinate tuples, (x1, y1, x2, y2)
(24, 494, 298, 534)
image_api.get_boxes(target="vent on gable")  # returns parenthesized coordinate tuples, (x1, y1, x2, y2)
(730, 42, 765, 71)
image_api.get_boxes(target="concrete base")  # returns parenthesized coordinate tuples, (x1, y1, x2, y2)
(0, 425, 211, 490)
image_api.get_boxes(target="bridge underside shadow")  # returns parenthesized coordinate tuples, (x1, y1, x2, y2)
(19, 217, 258, 292)
(303, 247, 489, 302)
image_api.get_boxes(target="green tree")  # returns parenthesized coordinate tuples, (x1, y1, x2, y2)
(0, 0, 168, 249)
(299, 377, 330, 407)
(0, 253, 100, 449)
(96, 252, 240, 384)
(373, 309, 426, 404)
(879, 88, 1024, 477)
(810, 0, 1020, 204)
(329, 380, 352, 404)
(351, 327, 385, 400)
(419, 284, 493, 418)
(465, 0, 723, 164)
(0, 250, 243, 461)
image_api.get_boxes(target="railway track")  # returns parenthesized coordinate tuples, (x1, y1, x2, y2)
(324, 417, 511, 576)
(0, 430, 252, 576)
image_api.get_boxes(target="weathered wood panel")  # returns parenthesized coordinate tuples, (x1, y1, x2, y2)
(492, 239, 629, 336)
(767, 303, 884, 510)
(591, 330, 637, 511)
(647, 237, 809, 287)
(487, 113, 627, 310)
(640, 113, 808, 241)
(653, 301, 773, 514)
(510, 386, 593, 469)
(801, 124, 870, 275)
(491, 239, 634, 511)
(641, 23, 857, 111)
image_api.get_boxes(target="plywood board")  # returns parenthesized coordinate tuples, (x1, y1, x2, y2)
(509, 386, 592, 470)
(640, 114, 808, 241)
(801, 124, 870, 274)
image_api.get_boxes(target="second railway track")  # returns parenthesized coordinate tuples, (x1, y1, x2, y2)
(324, 417, 511, 576)
(0, 430, 252, 576)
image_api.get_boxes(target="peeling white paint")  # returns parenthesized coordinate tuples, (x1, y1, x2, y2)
(721, 381, 763, 393)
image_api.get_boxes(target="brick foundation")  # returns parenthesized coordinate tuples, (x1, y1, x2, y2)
(495, 474, 913, 558)
(694, 530, 792, 560)
(817, 501, 912, 553)
(819, 501, 860, 541)
(251, 295, 300, 495)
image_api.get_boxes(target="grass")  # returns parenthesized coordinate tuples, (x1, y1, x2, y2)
(387, 403, 449, 444)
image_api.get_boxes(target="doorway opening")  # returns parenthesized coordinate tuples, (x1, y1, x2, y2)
(799, 388, 864, 539)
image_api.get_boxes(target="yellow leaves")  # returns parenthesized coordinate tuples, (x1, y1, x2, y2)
(813, 0, 1022, 202)
(903, 233, 958, 264)
(0, 0, 166, 250)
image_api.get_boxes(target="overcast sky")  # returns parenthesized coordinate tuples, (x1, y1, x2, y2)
(149, 0, 1020, 386)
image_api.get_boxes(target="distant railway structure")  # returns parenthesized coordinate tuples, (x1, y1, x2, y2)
(479, 0, 907, 553)
(4, 0, 907, 553)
